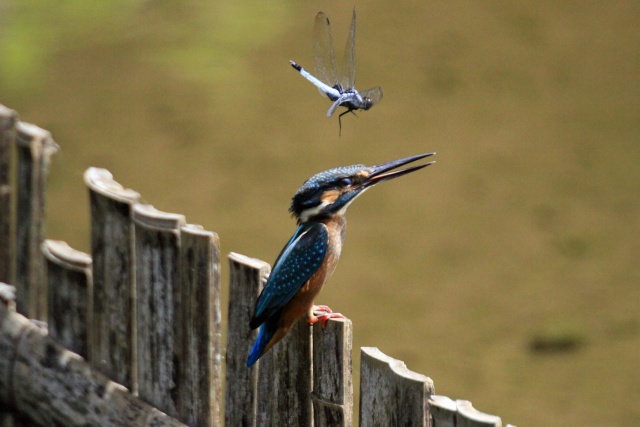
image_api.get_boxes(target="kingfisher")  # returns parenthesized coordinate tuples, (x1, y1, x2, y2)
(247, 152, 435, 367)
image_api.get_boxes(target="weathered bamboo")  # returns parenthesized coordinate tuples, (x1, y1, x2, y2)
(0, 258, 21, 427)
(256, 318, 313, 427)
(312, 319, 353, 427)
(225, 252, 269, 427)
(0, 407, 31, 427)
(14, 122, 58, 319)
(178, 224, 221, 427)
(0, 284, 17, 407)
(429, 394, 457, 427)
(0, 282, 186, 426)
(84, 167, 140, 389)
(359, 347, 435, 427)
(428, 395, 507, 427)
(42, 240, 92, 359)
(0, 106, 17, 285)
(226, 252, 331, 427)
(456, 400, 503, 427)
(133, 204, 186, 418)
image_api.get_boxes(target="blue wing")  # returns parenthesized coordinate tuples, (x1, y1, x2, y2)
(249, 222, 328, 329)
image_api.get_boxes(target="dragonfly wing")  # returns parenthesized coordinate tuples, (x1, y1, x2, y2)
(340, 7, 357, 90)
(359, 87, 383, 107)
(314, 11, 340, 96)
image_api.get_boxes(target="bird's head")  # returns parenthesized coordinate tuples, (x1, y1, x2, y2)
(290, 152, 435, 223)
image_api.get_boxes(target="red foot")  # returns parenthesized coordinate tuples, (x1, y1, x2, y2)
(312, 305, 334, 314)
(309, 311, 346, 329)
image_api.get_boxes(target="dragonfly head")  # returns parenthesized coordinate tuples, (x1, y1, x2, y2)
(359, 87, 383, 111)
(362, 97, 375, 111)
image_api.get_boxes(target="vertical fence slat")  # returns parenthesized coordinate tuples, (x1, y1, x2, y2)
(0, 106, 18, 285)
(429, 395, 457, 427)
(42, 240, 92, 359)
(178, 224, 221, 427)
(256, 319, 313, 427)
(133, 204, 186, 418)
(0, 283, 17, 407)
(456, 400, 503, 427)
(359, 347, 435, 427)
(428, 396, 507, 427)
(0, 282, 23, 427)
(312, 318, 353, 427)
(225, 252, 270, 427)
(84, 167, 140, 389)
(14, 122, 58, 320)
(0, 105, 19, 427)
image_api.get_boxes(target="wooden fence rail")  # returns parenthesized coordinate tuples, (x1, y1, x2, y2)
(0, 104, 515, 426)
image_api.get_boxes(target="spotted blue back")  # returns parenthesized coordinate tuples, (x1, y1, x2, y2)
(250, 221, 329, 329)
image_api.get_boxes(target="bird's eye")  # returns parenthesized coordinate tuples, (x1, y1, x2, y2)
(339, 178, 352, 187)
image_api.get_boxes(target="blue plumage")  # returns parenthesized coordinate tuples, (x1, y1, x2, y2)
(247, 315, 279, 367)
(247, 222, 329, 366)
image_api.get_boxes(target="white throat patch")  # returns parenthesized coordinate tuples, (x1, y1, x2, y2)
(299, 200, 331, 223)
(298, 187, 370, 223)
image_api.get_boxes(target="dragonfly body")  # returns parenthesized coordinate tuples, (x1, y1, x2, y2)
(290, 61, 376, 117)
(290, 9, 382, 132)
(290, 60, 341, 101)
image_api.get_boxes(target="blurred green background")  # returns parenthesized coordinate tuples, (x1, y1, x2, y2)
(1, 1, 639, 425)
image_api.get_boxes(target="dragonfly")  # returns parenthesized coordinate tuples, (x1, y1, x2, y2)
(290, 8, 383, 134)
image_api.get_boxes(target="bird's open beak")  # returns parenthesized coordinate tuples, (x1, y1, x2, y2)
(364, 152, 435, 187)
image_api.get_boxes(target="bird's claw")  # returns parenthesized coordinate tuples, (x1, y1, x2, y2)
(312, 304, 334, 314)
(309, 311, 346, 329)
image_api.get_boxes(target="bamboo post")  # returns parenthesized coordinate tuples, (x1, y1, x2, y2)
(428, 395, 508, 427)
(84, 167, 140, 388)
(0, 408, 30, 427)
(42, 240, 92, 359)
(0, 297, 26, 427)
(359, 347, 435, 427)
(456, 400, 503, 427)
(14, 122, 58, 319)
(178, 224, 221, 427)
(0, 105, 18, 285)
(0, 282, 186, 427)
(429, 394, 457, 427)
(227, 252, 314, 427)
(225, 252, 269, 427)
(0, 284, 17, 406)
(312, 319, 353, 427)
(256, 318, 313, 427)
(133, 204, 185, 418)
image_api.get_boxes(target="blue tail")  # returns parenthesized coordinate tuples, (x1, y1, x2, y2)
(247, 318, 279, 367)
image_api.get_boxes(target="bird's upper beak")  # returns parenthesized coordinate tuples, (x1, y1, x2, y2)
(363, 152, 435, 187)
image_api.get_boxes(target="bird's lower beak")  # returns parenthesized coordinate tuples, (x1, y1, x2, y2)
(364, 152, 435, 186)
